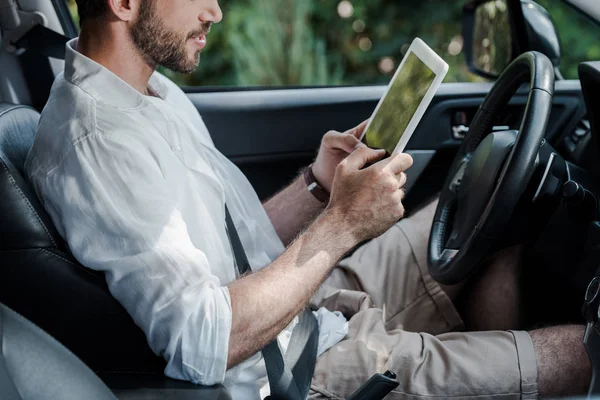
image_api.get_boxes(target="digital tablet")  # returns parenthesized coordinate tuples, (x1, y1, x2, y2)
(360, 38, 449, 155)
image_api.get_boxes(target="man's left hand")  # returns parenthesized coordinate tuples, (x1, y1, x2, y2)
(312, 120, 369, 192)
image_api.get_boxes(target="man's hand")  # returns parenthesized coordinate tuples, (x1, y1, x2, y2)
(228, 144, 412, 370)
(326, 147, 413, 242)
(311, 120, 369, 192)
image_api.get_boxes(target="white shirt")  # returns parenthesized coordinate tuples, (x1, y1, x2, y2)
(25, 39, 347, 399)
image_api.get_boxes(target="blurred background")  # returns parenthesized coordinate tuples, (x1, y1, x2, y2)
(66, 0, 600, 87)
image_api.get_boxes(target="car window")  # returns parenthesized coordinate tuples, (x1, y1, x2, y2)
(66, 0, 482, 86)
(535, 0, 600, 80)
(65, 0, 600, 87)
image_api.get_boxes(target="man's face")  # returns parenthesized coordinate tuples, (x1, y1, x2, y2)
(130, 0, 222, 74)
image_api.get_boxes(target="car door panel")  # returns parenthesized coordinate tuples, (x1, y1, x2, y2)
(188, 80, 583, 202)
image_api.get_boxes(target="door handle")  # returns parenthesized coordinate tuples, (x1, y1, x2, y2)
(451, 125, 511, 140)
(452, 125, 469, 140)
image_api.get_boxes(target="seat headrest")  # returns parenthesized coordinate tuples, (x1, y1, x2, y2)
(0, 103, 63, 250)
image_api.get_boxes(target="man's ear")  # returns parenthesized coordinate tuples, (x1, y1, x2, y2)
(106, 0, 142, 22)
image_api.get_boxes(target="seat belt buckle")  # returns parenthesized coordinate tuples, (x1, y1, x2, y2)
(346, 370, 399, 400)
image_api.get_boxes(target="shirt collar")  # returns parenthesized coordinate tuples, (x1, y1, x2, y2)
(64, 38, 169, 109)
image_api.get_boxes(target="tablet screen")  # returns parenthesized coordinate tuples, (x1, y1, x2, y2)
(364, 52, 437, 155)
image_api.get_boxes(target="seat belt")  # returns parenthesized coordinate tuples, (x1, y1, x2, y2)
(13, 24, 69, 60)
(10, 25, 69, 110)
(225, 205, 319, 400)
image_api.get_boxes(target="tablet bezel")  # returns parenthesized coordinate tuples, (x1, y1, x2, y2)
(360, 37, 449, 155)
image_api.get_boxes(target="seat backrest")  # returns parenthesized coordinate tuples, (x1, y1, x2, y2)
(0, 103, 165, 374)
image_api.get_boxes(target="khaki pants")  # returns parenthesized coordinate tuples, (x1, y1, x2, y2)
(309, 201, 538, 399)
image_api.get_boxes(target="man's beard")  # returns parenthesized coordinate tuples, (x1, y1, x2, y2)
(130, 0, 209, 74)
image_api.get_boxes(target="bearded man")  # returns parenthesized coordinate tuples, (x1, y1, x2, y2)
(25, 0, 590, 399)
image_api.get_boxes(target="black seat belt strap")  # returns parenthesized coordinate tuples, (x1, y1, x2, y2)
(224, 205, 251, 276)
(224, 205, 318, 400)
(14, 24, 69, 60)
(11, 24, 70, 111)
(285, 308, 319, 394)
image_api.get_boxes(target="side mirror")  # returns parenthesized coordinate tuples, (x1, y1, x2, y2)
(521, 0, 561, 68)
(463, 0, 513, 79)
(463, 0, 561, 79)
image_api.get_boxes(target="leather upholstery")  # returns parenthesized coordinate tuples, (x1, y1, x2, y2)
(0, 104, 64, 251)
(0, 103, 165, 373)
(0, 303, 233, 400)
(0, 303, 117, 400)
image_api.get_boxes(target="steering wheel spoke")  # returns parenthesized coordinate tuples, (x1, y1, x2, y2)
(448, 156, 470, 193)
(440, 248, 459, 261)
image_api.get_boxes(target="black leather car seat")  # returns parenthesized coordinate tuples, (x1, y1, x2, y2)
(0, 303, 117, 400)
(0, 102, 233, 399)
(0, 103, 164, 373)
(0, 302, 232, 399)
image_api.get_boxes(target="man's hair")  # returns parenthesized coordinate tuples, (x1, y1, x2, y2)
(75, 0, 108, 25)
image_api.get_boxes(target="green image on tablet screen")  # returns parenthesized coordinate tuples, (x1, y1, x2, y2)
(364, 52, 436, 155)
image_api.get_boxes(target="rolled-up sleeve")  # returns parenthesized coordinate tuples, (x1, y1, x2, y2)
(41, 133, 232, 385)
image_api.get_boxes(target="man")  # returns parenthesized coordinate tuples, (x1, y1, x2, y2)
(25, 0, 590, 398)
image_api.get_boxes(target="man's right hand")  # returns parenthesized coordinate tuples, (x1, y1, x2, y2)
(227, 145, 412, 369)
(326, 145, 413, 242)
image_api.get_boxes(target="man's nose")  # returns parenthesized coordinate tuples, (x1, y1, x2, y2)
(199, 0, 223, 24)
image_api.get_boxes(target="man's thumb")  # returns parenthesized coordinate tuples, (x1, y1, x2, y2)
(344, 146, 386, 170)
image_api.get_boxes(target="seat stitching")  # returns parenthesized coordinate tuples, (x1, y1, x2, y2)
(38, 248, 103, 281)
(98, 370, 164, 376)
(0, 158, 58, 248)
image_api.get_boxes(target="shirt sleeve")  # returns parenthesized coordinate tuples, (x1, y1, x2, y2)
(41, 132, 232, 385)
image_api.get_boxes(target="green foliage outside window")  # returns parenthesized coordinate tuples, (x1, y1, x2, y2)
(226, 0, 344, 86)
(65, 0, 600, 87)
(536, 0, 600, 79)
(473, 1, 512, 76)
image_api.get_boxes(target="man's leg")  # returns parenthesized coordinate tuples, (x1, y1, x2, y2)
(531, 325, 591, 396)
(461, 245, 524, 331)
(310, 307, 589, 399)
(332, 195, 525, 333)
(312, 199, 465, 336)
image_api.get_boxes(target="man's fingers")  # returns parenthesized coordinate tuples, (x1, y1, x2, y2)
(323, 120, 369, 150)
(324, 131, 364, 153)
(381, 153, 414, 175)
(397, 172, 407, 188)
(343, 146, 386, 170)
(345, 119, 370, 139)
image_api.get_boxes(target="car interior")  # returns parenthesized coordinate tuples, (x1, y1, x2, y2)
(2, 0, 600, 399)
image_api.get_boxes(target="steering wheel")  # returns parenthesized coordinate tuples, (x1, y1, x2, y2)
(428, 51, 555, 285)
